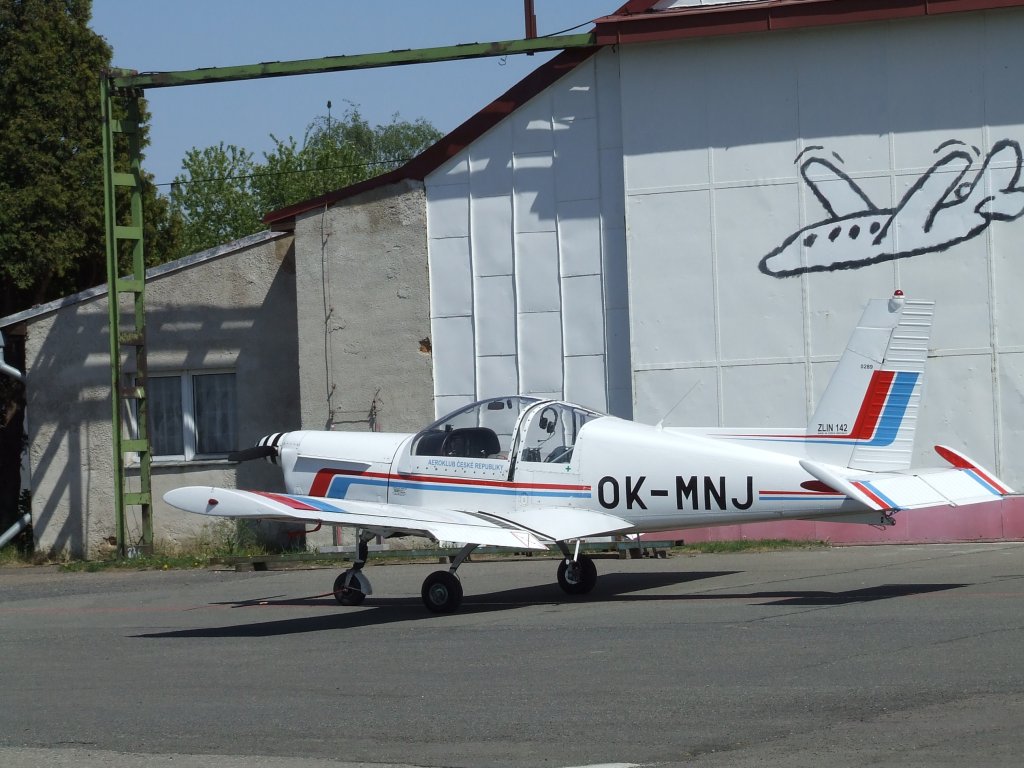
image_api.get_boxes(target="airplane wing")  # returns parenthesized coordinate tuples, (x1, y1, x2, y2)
(801, 445, 1014, 513)
(164, 487, 550, 550)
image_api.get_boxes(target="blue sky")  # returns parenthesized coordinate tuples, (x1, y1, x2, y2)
(90, 1, 615, 188)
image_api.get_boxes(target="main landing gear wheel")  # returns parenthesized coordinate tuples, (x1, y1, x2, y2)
(333, 569, 367, 606)
(421, 570, 463, 614)
(557, 555, 598, 595)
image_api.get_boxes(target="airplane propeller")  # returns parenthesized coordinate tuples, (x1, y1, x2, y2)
(227, 444, 278, 463)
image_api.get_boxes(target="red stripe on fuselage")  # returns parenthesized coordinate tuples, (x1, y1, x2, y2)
(309, 467, 591, 498)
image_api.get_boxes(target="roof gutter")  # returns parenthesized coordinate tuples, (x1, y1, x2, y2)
(593, 0, 1024, 45)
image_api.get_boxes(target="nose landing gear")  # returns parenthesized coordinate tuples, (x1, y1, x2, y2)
(332, 533, 374, 606)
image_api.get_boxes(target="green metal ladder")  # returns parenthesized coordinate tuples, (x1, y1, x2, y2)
(100, 80, 152, 556)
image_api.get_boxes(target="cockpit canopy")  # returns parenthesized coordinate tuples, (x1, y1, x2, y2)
(411, 396, 604, 463)
(412, 396, 539, 458)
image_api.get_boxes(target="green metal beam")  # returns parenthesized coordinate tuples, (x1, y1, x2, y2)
(109, 33, 596, 90)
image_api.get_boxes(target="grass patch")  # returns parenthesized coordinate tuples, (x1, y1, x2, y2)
(52, 520, 278, 572)
(674, 538, 828, 554)
(59, 553, 213, 573)
(0, 543, 37, 567)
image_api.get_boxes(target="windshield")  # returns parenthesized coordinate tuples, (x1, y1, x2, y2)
(411, 396, 540, 458)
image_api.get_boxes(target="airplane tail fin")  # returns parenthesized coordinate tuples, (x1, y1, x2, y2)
(807, 292, 934, 471)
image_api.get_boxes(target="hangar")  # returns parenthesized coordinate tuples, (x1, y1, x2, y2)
(4, 0, 1024, 557)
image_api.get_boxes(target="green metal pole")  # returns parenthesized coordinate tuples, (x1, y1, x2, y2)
(110, 33, 596, 90)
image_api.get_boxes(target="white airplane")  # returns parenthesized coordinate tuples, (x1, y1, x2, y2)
(165, 293, 1014, 613)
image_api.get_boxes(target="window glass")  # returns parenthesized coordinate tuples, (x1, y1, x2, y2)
(193, 373, 236, 455)
(519, 403, 600, 464)
(149, 376, 184, 457)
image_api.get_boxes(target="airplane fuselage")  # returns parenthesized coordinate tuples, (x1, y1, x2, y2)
(273, 412, 861, 540)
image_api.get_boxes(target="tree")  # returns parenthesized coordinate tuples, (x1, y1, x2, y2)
(170, 107, 443, 256)
(0, 0, 182, 537)
(0, 0, 180, 317)
(169, 144, 261, 257)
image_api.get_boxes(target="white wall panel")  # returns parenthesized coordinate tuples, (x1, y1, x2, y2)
(430, 316, 475, 397)
(627, 190, 716, 366)
(705, 37, 799, 185)
(558, 198, 602, 277)
(429, 154, 469, 186)
(993, 217, 1024, 349)
(564, 354, 607, 412)
(551, 59, 596, 120)
(470, 195, 514, 277)
(720, 363, 807, 427)
(796, 30, 890, 158)
(633, 366, 718, 427)
(428, 236, 472, 318)
(515, 231, 561, 313)
(562, 275, 605, 357)
(433, 394, 474, 420)
(469, 121, 514, 198)
(715, 183, 803, 361)
(602, 226, 628, 311)
(554, 117, 600, 203)
(474, 275, 516, 357)
(998, 352, 1024, 481)
(512, 96, 554, 155)
(513, 153, 556, 233)
(426, 184, 469, 239)
(599, 147, 626, 224)
(476, 355, 519, 400)
(917, 354, 997, 466)
(518, 311, 563, 395)
(887, 15, 986, 168)
(595, 51, 623, 150)
(620, 41, 709, 193)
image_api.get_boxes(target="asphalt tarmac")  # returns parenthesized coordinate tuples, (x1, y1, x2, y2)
(1, 543, 1023, 768)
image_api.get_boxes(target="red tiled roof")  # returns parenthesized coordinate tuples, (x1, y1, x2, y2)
(265, 0, 1024, 227)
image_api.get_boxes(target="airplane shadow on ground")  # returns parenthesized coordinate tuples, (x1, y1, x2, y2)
(135, 569, 969, 639)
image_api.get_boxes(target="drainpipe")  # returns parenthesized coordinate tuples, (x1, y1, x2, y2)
(0, 330, 24, 383)
(0, 512, 30, 549)
(0, 329, 30, 549)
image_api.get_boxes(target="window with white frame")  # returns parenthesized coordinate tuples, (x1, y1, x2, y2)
(147, 371, 237, 460)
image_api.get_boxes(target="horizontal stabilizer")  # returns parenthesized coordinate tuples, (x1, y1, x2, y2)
(801, 452, 1013, 513)
(164, 487, 549, 550)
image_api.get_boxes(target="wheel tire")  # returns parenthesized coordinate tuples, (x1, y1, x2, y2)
(557, 555, 598, 595)
(333, 570, 366, 606)
(421, 570, 463, 614)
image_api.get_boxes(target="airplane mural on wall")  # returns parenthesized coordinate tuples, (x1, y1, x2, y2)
(164, 294, 1014, 614)
(760, 139, 1024, 277)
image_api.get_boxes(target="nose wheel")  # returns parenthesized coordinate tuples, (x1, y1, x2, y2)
(333, 569, 369, 606)
(333, 533, 373, 606)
